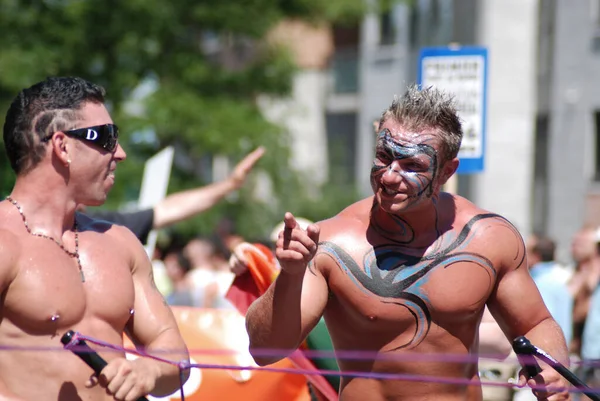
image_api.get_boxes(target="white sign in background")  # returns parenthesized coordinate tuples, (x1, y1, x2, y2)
(420, 55, 486, 159)
(138, 146, 174, 257)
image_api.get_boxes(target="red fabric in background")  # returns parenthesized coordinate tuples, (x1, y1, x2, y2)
(225, 243, 338, 401)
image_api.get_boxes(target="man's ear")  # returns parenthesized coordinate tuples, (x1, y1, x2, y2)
(49, 131, 71, 167)
(438, 157, 459, 185)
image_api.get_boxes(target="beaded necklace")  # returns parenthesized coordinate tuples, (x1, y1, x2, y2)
(6, 196, 85, 282)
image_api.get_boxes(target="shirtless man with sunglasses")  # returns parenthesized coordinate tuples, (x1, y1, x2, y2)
(246, 85, 571, 401)
(0, 76, 189, 400)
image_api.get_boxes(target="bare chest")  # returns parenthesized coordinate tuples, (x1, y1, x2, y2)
(3, 235, 135, 336)
(321, 240, 496, 345)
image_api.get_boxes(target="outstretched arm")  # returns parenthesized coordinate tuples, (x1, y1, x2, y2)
(246, 213, 328, 366)
(152, 147, 264, 229)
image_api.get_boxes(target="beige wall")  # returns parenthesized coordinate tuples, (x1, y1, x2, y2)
(268, 19, 334, 69)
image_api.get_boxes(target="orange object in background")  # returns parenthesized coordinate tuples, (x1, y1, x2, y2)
(123, 307, 311, 401)
(225, 243, 339, 401)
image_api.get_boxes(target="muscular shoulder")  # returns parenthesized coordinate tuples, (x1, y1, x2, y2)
(77, 213, 148, 270)
(317, 197, 372, 242)
(451, 195, 526, 272)
(311, 197, 372, 273)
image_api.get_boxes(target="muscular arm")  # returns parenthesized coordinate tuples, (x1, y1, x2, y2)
(490, 269, 569, 364)
(486, 228, 569, 366)
(152, 147, 264, 229)
(246, 259, 328, 366)
(122, 229, 190, 396)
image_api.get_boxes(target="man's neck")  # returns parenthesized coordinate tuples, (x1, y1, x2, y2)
(368, 196, 446, 248)
(9, 171, 77, 235)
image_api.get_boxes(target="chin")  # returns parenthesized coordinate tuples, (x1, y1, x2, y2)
(377, 197, 407, 214)
(376, 195, 420, 215)
(81, 198, 105, 207)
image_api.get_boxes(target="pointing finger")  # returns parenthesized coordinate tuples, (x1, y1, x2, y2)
(284, 212, 297, 230)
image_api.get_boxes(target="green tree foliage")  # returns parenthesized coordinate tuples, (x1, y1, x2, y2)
(0, 0, 379, 241)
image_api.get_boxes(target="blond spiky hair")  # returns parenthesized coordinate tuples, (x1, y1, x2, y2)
(379, 84, 463, 162)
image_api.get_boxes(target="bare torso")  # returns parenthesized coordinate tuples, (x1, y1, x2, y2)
(0, 204, 137, 400)
(315, 195, 524, 401)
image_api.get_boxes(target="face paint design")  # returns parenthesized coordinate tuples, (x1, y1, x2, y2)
(371, 129, 439, 206)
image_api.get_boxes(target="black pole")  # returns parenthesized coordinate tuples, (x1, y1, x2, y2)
(61, 330, 149, 401)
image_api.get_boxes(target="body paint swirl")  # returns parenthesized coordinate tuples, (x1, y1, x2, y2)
(321, 213, 524, 350)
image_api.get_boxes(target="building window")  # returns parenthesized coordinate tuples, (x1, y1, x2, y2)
(592, 0, 600, 30)
(380, 11, 395, 45)
(330, 26, 359, 94)
(592, 0, 600, 52)
(325, 112, 357, 185)
(532, 114, 550, 234)
(330, 50, 359, 94)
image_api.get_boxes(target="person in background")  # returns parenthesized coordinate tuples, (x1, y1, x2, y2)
(163, 243, 195, 307)
(185, 237, 236, 309)
(527, 234, 573, 343)
(512, 234, 573, 401)
(568, 226, 600, 355)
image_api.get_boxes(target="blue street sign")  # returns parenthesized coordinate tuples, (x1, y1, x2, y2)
(417, 46, 488, 174)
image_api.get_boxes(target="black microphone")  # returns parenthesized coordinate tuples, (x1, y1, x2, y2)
(61, 330, 149, 401)
(512, 336, 543, 378)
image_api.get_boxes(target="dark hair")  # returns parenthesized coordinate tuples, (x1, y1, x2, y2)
(532, 236, 556, 262)
(177, 251, 193, 274)
(3, 76, 106, 174)
(379, 84, 463, 162)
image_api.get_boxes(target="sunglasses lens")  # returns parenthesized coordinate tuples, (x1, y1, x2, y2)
(103, 125, 118, 152)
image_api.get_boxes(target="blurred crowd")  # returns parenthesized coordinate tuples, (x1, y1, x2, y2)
(481, 225, 600, 401)
(150, 227, 246, 310)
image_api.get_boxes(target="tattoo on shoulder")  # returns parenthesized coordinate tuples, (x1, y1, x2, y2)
(307, 260, 318, 276)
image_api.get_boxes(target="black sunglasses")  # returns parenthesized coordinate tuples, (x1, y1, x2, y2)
(64, 124, 119, 152)
(43, 124, 119, 152)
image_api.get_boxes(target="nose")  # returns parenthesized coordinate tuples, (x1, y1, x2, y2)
(381, 160, 402, 184)
(114, 143, 127, 162)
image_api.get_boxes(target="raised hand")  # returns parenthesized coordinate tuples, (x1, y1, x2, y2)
(230, 147, 265, 189)
(275, 212, 320, 275)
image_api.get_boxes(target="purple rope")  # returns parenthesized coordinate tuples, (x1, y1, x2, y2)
(1, 335, 598, 397)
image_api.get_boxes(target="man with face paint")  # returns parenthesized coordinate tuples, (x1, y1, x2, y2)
(245, 85, 571, 401)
